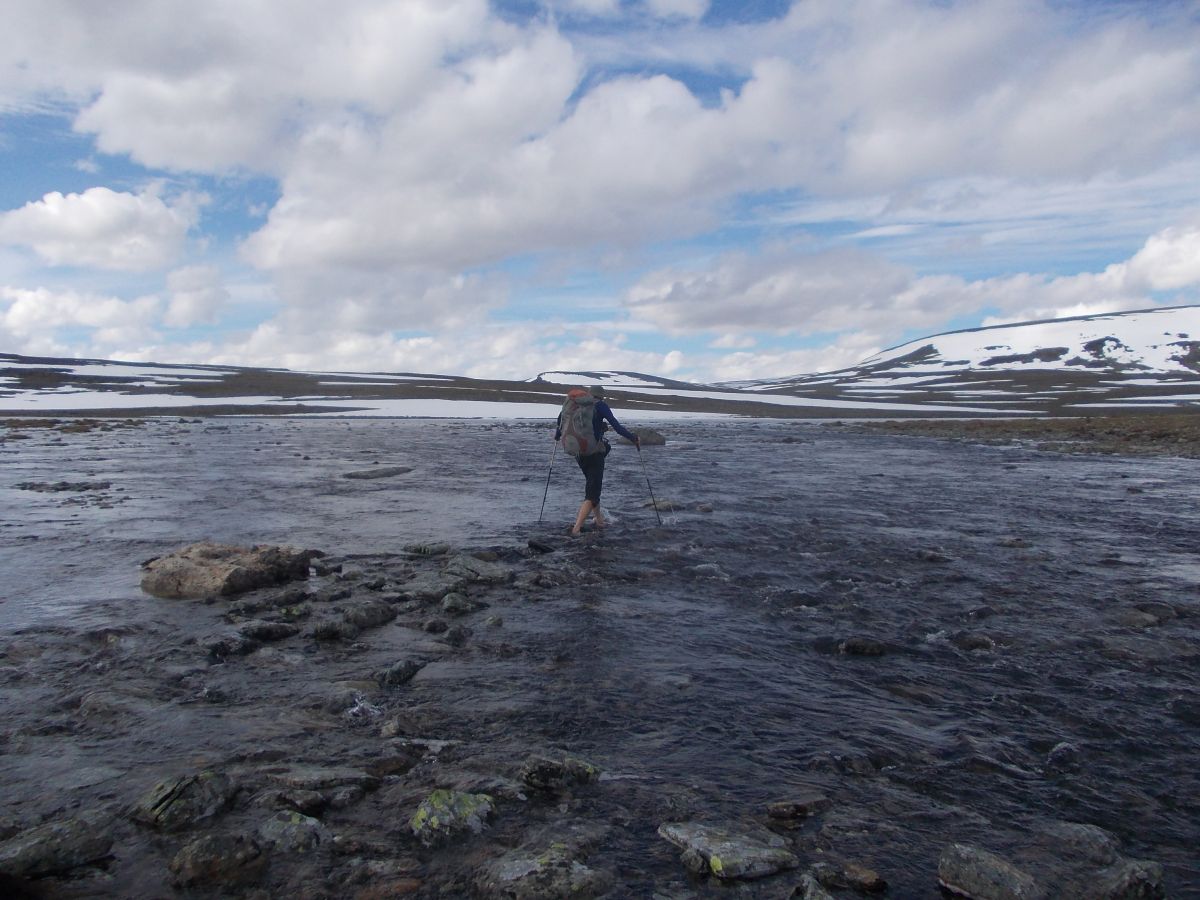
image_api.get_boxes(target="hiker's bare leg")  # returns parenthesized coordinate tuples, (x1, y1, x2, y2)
(571, 500, 594, 535)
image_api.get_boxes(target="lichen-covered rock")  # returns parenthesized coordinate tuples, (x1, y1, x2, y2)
(475, 842, 612, 899)
(263, 765, 379, 793)
(169, 832, 267, 888)
(0, 815, 113, 877)
(410, 790, 495, 846)
(519, 755, 601, 794)
(257, 811, 331, 854)
(937, 843, 1045, 899)
(141, 542, 319, 599)
(657, 822, 798, 880)
(130, 771, 236, 832)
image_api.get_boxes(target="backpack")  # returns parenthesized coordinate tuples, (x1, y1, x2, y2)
(559, 389, 601, 457)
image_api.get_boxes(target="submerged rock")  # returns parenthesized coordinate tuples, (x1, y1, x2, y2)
(766, 793, 833, 824)
(444, 554, 514, 584)
(169, 832, 267, 888)
(937, 843, 1045, 899)
(475, 842, 612, 899)
(410, 789, 495, 846)
(342, 598, 398, 629)
(379, 659, 424, 687)
(130, 771, 236, 832)
(343, 465, 413, 479)
(0, 815, 113, 877)
(141, 542, 319, 599)
(657, 822, 798, 881)
(257, 810, 331, 853)
(519, 755, 601, 794)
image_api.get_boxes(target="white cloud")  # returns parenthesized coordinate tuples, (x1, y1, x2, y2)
(623, 223, 1200, 357)
(1124, 224, 1200, 291)
(0, 286, 161, 348)
(165, 265, 229, 328)
(0, 187, 200, 271)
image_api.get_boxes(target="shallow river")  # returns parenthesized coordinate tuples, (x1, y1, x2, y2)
(1, 417, 1198, 897)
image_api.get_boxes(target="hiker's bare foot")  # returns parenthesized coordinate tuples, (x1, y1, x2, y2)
(569, 525, 581, 536)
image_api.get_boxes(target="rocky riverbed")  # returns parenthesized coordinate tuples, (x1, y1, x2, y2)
(0, 416, 1197, 898)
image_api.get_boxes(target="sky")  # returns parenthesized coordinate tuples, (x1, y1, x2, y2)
(1, 0, 1199, 384)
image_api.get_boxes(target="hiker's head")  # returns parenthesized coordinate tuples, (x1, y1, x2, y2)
(589, 385, 606, 400)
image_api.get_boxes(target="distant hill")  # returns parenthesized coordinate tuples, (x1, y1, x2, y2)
(3, 306, 1199, 418)
(716, 305, 1200, 415)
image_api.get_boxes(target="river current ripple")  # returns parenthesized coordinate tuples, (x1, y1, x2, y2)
(1, 417, 1198, 896)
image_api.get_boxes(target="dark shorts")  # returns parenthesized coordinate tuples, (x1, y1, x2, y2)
(576, 442, 609, 504)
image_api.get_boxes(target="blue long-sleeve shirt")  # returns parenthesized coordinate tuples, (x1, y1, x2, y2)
(555, 399, 637, 444)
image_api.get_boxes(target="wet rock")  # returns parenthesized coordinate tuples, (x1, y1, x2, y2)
(635, 427, 667, 446)
(442, 592, 486, 615)
(264, 765, 379, 793)
(794, 871, 837, 900)
(1044, 741, 1080, 773)
(257, 810, 332, 853)
(444, 554, 514, 584)
(410, 789, 495, 846)
(917, 548, 954, 563)
(766, 793, 832, 824)
(952, 631, 997, 652)
(1040, 822, 1119, 866)
(443, 625, 470, 647)
(254, 788, 327, 816)
(16, 480, 111, 492)
(141, 542, 319, 599)
(838, 637, 888, 656)
(169, 832, 267, 889)
(130, 771, 236, 832)
(998, 537, 1032, 549)
(206, 631, 261, 658)
(475, 842, 612, 899)
(843, 861, 887, 893)
(343, 465, 413, 479)
(424, 618, 449, 634)
(404, 542, 452, 557)
(688, 563, 729, 579)
(644, 498, 682, 511)
(239, 620, 300, 642)
(379, 660, 424, 687)
(0, 815, 113, 877)
(937, 843, 1045, 899)
(519, 755, 601, 794)
(343, 599, 398, 629)
(527, 539, 555, 554)
(1090, 859, 1165, 899)
(657, 822, 799, 880)
(1166, 695, 1200, 725)
(1116, 609, 1160, 629)
(397, 571, 465, 602)
(308, 619, 360, 641)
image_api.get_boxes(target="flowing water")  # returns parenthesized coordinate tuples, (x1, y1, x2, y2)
(1, 417, 1198, 897)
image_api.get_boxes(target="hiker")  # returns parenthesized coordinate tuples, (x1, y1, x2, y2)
(555, 385, 640, 535)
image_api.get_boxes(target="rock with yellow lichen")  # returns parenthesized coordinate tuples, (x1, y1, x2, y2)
(410, 789, 495, 846)
(657, 821, 798, 881)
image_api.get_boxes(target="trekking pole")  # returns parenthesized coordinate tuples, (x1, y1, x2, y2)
(538, 439, 558, 523)
(637, 444, 663, 526)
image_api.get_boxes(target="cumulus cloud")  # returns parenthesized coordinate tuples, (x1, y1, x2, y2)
(624, 222, 1200, 360)
(0, 187, 200, 271)
(165, 265, 229, 328)
(0, 286, 161, 349)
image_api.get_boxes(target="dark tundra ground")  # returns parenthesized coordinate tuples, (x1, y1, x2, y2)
(0, 416, 1198, 898)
